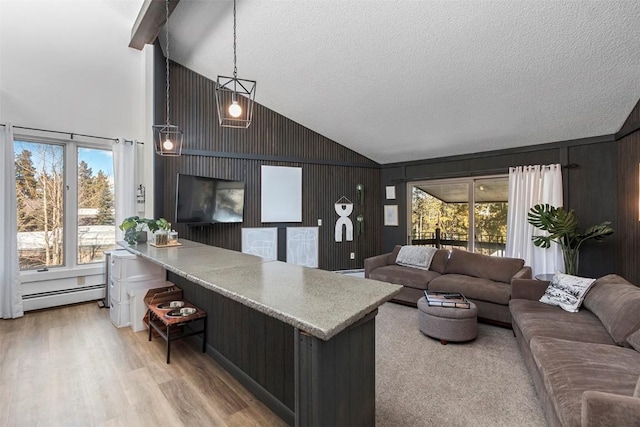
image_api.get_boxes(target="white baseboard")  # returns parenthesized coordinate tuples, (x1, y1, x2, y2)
(22, 287, 105, 312)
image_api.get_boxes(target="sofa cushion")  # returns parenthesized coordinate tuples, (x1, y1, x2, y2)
(388, 245, 402, 264)
(539, 272, 596, 313)
(444, 249, 524, 284)
(510, 299, 616, 346)
(368, 264, 440, 290)
(636, 376, 640, 398)
(530, 336, 640, 427)
(627, 329, 640, 352)
(429, 274, 511, 305)
(583, 274, 640, 347)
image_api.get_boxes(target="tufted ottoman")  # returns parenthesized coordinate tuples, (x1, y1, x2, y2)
(417, 297, 478, 344)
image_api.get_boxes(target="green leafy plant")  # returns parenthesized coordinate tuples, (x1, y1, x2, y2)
(527, 204, 613, 275)
(119, 216, 171, 246)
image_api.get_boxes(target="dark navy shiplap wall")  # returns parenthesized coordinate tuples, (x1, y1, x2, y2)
(155, 44, 639, 281)
(155, 59, 382, 271)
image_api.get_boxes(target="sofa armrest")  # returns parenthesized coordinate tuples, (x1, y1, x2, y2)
(512, 266, 532, 280)
(582, 391, 640, 427)
(511, 278, 549, 301)
(364, 253, 391, 278)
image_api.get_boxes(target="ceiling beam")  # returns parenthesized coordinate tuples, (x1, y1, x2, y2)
(129, 0, 180, 50)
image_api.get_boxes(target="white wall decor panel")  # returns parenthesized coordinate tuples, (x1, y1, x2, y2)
(286, 227, 318, 268)
(242, 227, 278, 260)
(261, 166, 302, 223)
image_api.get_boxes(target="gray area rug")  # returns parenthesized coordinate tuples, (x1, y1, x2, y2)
(375, 303, 546, 427)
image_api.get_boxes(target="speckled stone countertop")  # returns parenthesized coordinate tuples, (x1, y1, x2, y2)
(123, 239, 401, 341)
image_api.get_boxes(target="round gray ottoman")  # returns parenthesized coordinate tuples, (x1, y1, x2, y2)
(417, 297, 478, 344)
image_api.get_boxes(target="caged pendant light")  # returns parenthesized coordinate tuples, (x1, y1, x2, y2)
(215, 0, 257, 128)
(153, 0, 183, 156)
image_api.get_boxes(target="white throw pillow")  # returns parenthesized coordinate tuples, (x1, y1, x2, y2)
(396, 246, 437, 271)
(539, 272, 596, 313)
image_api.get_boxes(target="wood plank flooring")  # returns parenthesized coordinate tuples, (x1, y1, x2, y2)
(0, 302, 288, 427)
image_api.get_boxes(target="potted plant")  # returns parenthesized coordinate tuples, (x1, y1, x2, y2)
(527, 204, 613, 275)
(143, 218, 171, 245)
(119, 216, 147, 246)
(119, 216, 171, 246)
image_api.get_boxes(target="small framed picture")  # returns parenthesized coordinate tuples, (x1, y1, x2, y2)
(384, 205, 399, 226)
(385, 185, 396, 200)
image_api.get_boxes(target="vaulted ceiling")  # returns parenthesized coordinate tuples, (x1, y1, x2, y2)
(132, 0, 640, 164)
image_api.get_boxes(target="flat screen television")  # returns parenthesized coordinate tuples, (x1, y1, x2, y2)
(175, 174, 245, 224)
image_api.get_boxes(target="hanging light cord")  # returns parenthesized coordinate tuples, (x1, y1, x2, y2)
(233, 0, 237, 79)
(165, 0, 171, 127)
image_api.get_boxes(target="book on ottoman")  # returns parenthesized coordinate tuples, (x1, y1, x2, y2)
(424, 291, 471, 309)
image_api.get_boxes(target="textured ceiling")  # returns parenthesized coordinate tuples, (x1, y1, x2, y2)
(161, 1, 640, 164)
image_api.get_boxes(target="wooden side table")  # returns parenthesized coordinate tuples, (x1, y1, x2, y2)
(147, 301, 207, 363)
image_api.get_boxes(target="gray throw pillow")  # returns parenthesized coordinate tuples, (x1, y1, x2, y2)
(539, 272, 596, 313)
(627, 328, 640, 353)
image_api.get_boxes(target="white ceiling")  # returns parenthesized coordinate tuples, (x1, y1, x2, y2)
(159, 0, 640, 164)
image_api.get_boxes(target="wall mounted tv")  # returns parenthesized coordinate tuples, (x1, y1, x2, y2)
(175, 174, 245, 224)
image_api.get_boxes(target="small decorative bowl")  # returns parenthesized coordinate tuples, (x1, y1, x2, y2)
(169, 301, 185, 308)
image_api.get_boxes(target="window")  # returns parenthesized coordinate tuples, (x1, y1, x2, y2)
(409, 176, 508, 256)
(15, 139, 115, 271)
(77, 147, 115, 264)
(15, 141, 65, 269)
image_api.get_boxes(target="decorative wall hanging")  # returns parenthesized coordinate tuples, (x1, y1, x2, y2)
(356, 214, 365, 236)
(334, 196, 354, 242)
(287, 227, 319, 268)
(386, 185, 396, 200)
(241, 227, 278, 260)
(356, 183, 364, 206)
(261, 166, 302, 222)
(384, 205, 399, 226)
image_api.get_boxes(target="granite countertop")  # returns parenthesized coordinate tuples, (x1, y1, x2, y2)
(123, 239, 401, 340)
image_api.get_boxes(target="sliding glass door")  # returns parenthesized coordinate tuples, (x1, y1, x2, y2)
(409, 176, 508, 255)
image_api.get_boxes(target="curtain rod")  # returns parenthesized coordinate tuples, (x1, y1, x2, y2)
(0, 123, 144, 145)
(390, 163, 579, 184)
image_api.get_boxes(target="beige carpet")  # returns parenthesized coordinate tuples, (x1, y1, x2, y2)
(375, 302, 546, 427)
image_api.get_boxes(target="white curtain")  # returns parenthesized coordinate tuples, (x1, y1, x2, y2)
(113, 138, 137, 242)
(1, 124, 24, 319)
(506, 164, 563, 276)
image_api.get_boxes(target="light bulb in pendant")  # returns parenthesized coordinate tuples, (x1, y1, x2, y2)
(229, 100, 242, 118)
(163, 138, 174, 151)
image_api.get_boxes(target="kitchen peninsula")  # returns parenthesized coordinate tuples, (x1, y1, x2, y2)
(124, 239, 401, 426)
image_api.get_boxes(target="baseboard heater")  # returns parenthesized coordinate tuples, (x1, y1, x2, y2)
(22, 284, 105, 311)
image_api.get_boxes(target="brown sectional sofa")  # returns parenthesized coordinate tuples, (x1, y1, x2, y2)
(364, 245, 531, 325)
(510, 274, 640, 427)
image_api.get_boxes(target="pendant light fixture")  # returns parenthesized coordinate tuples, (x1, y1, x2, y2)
(215, 0, 257, 128)
(153, 0, 183, 156)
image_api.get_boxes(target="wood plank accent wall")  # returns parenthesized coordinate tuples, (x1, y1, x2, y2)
(157, 62, 382, 271)
(617, 99, 640, 285)
(380, 135, 620, 279)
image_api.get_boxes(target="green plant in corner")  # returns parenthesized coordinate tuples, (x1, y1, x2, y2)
(119, 216, 171, 246)
(527, 204, 614, 275)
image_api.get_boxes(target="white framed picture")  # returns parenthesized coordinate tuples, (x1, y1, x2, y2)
(384, 205, 399, 226)
(385, 185, 396, 200)
(261, 165, 302, 222)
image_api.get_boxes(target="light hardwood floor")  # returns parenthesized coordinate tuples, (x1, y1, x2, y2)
(0, 302, 288, 427)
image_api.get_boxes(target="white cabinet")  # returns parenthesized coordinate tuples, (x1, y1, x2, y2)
(109, 250, 166, 329)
